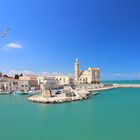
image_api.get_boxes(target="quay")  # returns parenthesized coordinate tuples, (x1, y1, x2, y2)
(113, 84, 140, 88)
(28, 95, 86, 104)
(28, 89, 92, 104)
(28, 84, 140, 104)
(87, 84, 140, 92)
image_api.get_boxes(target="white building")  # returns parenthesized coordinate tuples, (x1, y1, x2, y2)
(75, 59, 100, 84)
(0, 73, 13, 91)
(0, 74, 39, 92)
(55, 75, 74, 86)
(19, 75, 39, 90)
(37, 76, 61, 90)
(18, 80, 29, 92)
(0, 78, 29, 92)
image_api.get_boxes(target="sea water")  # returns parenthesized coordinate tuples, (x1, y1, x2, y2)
(0, 85, 140, 140)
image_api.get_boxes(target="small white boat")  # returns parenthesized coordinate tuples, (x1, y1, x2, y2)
(12, 90, 23, 95)
(28, 90, 41, 96)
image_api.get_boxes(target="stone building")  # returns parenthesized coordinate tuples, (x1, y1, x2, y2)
(19, 75, 39, 90)
(74, 59, 100, 84)
(0, 74, 39, 92)
(37, 76, 61, 97)
(55, 75, 74, 86)
(37, 76, 61, 90)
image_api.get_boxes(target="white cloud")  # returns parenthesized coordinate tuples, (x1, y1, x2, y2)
(6, 43, 22, 49)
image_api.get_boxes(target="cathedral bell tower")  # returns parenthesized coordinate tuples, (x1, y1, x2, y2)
(75, 58, 80, 80)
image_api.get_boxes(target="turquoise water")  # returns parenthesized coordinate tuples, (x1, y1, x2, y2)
(1, 88, 140, 139)
(102, 80, 140, 84)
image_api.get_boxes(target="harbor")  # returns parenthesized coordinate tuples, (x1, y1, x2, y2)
(1, 59, 140, 105)
(28, 83, 140, 104)
(1, 81, 140, 104)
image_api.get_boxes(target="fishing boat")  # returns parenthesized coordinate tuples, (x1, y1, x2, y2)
(28, 90, 41, 96)
(12, 90, 23, 95)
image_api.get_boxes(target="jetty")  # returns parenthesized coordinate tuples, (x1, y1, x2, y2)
(28, 89, 93, 104)
(113, 84, 140, 88)
(28, 95, 84, 104)
(86, 84, 140, 92)
(28, 84, 140, 104)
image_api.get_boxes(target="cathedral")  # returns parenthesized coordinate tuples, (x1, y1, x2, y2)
(74, 59, 100, 84)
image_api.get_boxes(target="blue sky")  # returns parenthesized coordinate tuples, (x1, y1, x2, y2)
(0, 0, 140, 80)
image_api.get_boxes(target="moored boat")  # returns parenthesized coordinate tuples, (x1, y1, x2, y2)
(28, 90, 41, 96)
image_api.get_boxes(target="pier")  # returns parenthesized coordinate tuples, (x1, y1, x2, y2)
(28, 84, 140, 104)
(113, 84, 140, 88)
(88, 84, 140, 92)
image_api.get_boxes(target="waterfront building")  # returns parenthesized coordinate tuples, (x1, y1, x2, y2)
(55, 75, 74, 86)
(18, 80, 29, 93)
(6, 78, 19, 91)
(37, 76, 61, 97)
(19, 75, 39, 90)
(37, 76, 61, 90)
(0, 74, 39, 92)
(0, 73, 11, 91)
(74, 59, 100, 84)
(0, 77, 28, 92)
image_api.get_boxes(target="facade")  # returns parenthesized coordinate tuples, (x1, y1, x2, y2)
(19, 75, 39, 90)
(0, 73, 11, 91)
(0, 78, 29, 92)
(6, 78, 19, 91)
(38, 76, 74, 97)
(38, 76, 61, 97)
(37, 76, 61, 90)
(75, 59, 100, 84)
(18, 80, 29, 92)
(55, 75, 74, 86)
(0, 74, 39, 92)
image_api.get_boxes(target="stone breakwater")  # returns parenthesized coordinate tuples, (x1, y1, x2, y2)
(113, 84, 140, 88)
(88, 84, 140, 92)
(28, 89, 98, 104)
(28, 95, 88, 104)
(28, 84, 140, 104)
